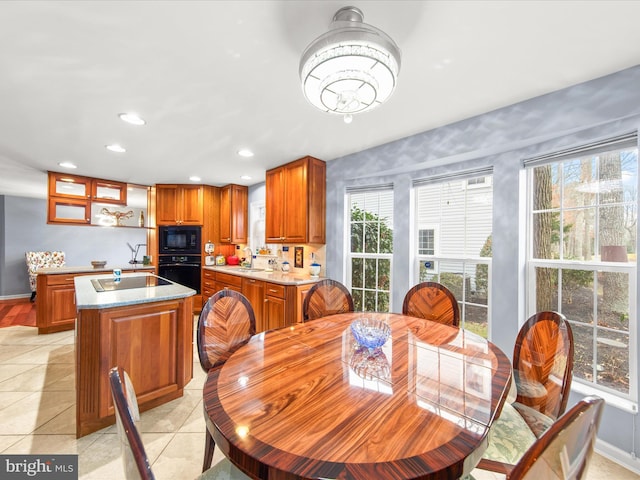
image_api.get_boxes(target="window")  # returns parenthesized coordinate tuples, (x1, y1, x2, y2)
(347, 189, 393, 312)
(526, 134, 638, 399)
(413, 172, 493, 337)
(418, 228, 436, 255)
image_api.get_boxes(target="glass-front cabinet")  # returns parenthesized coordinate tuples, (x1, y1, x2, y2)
(47, 171, 147, 227)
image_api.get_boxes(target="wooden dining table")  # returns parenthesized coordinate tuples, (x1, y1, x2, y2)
(203, 312, 512, 480)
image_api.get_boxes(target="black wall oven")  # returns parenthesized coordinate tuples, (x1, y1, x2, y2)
(158, 255, 201, 294)
(158, 226, 201, 293)
(159, 226, 201, 255)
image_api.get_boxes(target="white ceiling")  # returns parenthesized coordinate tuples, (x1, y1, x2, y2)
(1, 0, 639, 199)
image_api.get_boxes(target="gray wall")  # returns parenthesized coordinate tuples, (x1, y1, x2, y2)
(325, 65, 640, 467)
(1, 195, 147, 296)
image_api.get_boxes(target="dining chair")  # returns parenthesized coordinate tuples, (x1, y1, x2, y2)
(472, 395, 604, 479)
(478, 311, 575, 470)
(25, 250, 65, 301)
(302, 278, 354, 321)
(511, 310, 574, 435)
(108, 366, 250, 480)
(401, 281, 460, 327)
(197, 289, 256, 472)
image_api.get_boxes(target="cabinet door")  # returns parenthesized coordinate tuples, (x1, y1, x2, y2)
(49, 283, 77, 327)
(242, 278, 264, 331)
(283, 159, 309, 243)
(180, 185, 204, 225)
(49, 172, 92, 200)
(219, 185, 232, 242)
(265, 167, 285, 242)
(48, 196, 91, 224)
(92, 179, 127, 205)
(264, 295, 286, 331)
(231, 185, 248, 243)
(156, 185, 180, 225)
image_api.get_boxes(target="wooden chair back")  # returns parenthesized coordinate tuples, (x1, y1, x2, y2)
(109, 366, 155, 480)
(514, 311, 574, 419)
(303, 279, 354, 321)
(402, 281, 460, 327)
(197, 289, 256, 372)
(508, 396, 604, 480)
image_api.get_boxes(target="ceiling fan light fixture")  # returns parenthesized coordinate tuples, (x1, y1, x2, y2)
(299, 6, 401, 117)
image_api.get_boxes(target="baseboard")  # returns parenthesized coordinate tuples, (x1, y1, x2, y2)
(596, 438, 640, 475)
(0, 293, 31, 302)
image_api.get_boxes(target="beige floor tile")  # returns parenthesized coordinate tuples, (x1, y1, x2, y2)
(4, 433, 99, 455)
(178, 399, 206, 434)
(0, 363, 38, 383)
(0, 390, 34, 409)
(138, 389, 201, 433)
(0, 363, 74, 392)
(1, 389, 74, 434)
(0, 435, 23, 452)
(33, 405, 75, 435)
(8, 344, 74, 365)
(0, 344, 39, 363)
(151, 431, 218, 480)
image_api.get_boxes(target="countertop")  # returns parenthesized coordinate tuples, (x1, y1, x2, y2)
(203, 265, 323, 286)
(36, 265, 154, 275)
(74, 272, 195, 309)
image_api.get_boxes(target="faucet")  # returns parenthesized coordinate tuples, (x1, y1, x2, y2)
(127, 243, 146, 264)
(243, 247, 253, 269)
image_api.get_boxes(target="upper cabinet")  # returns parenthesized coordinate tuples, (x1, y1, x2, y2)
(156, 184, 204, 225)
(47, 171, 137, 225)
(265, 156, 326, 244)
(219, 184, 248, 243)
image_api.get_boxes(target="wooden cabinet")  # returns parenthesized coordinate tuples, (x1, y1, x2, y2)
(264, 282, 287, 331)
(36, 268, 155, 334)
(242, 277, 265, 330)
(265, 156, 326, 244)
(214, 271, 242, 293)
(76, 296, 193, 437)
(202, 269, 216, 301)
(219, 184, 248, 243)
(48, 172, 127, 224)
(156, 184, 204, 225)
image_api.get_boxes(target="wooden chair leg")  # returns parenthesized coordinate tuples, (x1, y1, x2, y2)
(202, 429, 215, 472)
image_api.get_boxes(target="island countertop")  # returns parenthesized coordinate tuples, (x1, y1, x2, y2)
(74, 272, 195, 309)
(37, 265, 154, 275)
(203, 265, 322, 285)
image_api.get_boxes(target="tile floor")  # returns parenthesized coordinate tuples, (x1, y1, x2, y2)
(0, 324, 638, 480)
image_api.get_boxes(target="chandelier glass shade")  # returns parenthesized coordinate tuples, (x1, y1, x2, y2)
(299, 6, 401, 117)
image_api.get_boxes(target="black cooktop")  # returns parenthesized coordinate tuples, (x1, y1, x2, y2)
(91, 276, 172, 292)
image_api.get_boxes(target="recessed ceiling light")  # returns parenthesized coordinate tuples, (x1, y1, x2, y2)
(189, 176, 201, 182)
(106, 144, 126, 153)
(58, 162, 77, 169)
(119, 113, 146, 125)
(240, 175, 252, 180)
(237, 149, 254, 158)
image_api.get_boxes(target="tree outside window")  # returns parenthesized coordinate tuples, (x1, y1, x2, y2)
(528, 142, 638, 397)
(348, 190, 393, 312)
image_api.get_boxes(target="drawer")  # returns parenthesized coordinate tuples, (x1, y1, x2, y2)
(46, 274, 77, 286)
(202, 287, 216, 300)
(215, 272, 242, 288)
(203, 269, 215, 280)
(265, 283, 285, 299)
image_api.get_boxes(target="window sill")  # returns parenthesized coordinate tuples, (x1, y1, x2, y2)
(572, 380, 637, 414)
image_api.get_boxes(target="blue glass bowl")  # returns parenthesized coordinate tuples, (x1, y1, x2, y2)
(350, 318, 391, 349)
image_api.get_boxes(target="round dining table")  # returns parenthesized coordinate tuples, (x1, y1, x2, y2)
(203, 312, 512, 480)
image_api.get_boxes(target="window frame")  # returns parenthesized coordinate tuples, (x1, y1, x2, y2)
(524, 137, 638, 405)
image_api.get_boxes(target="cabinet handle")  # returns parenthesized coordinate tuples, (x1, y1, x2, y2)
(268, 289, 278, 293)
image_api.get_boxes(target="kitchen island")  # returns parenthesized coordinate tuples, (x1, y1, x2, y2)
(35, 264, 154, 334)
(74, 272, 195, 437)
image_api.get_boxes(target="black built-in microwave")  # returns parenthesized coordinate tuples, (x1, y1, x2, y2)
(159, 226, 201, 255)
